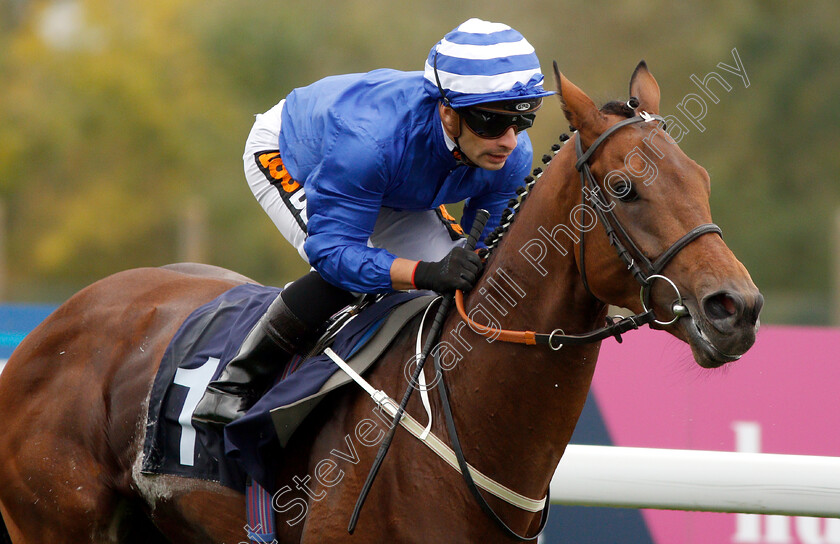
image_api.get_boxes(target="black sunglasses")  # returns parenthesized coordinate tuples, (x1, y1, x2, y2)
(459, 107, 536, 139)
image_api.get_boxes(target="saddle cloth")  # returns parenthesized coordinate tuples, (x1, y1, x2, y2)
(140, 283, 432, 493)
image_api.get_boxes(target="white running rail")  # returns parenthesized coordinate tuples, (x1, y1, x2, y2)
(550, 445, 840, 518)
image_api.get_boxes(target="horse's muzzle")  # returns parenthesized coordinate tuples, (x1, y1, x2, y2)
(681, 288, 763, 368)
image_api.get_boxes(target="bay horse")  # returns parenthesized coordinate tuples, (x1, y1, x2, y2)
(0, 62, 762, 543)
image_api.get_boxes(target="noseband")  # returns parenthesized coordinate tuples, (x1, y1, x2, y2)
(575, 112, 721, 325)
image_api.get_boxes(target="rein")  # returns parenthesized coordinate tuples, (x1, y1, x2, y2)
(455, 289, 653, 349)
(348, 210, 490, 535)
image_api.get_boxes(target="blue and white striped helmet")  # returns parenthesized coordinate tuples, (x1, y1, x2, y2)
(424, 18, 554, 108)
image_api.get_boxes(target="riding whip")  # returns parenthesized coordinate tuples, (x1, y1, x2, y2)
(348, 208, 490, 534)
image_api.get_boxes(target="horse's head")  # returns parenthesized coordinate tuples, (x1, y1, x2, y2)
(554, 61, 763, 368)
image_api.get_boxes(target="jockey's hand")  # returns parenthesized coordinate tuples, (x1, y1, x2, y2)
(413, 246, 483, 293)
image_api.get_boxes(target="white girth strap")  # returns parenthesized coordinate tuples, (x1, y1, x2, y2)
(324, 347, 547, 513)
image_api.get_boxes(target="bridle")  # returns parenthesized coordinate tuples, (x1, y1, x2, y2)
(456, 111, 723, 347)
(576, 111, 721, 324)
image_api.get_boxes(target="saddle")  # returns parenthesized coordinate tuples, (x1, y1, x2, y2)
(141, 283, 434, 493)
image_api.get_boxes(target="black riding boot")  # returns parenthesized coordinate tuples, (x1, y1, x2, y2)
(191, 294, 312, 426)
(192, 271, 356, 427)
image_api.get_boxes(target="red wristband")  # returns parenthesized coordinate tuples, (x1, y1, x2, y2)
(411, 261, 420, 290)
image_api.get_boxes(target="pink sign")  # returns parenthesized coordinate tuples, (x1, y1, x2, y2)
(592, 325, 840, 544)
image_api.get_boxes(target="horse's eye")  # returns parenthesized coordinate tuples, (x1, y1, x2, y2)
(611, 180, 640, 203)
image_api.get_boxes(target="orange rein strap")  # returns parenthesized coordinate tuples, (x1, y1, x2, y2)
(454, 290, 537, 345)
(454, 289, 659, 349)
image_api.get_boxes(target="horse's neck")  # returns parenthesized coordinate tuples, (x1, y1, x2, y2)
(441, 146, 608, 499)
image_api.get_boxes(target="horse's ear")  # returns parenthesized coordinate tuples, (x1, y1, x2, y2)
(553, 61, 607, 143)
(629, 60, 661, 115)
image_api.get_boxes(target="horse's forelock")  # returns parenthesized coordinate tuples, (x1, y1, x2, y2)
(599, 100, 635, 118)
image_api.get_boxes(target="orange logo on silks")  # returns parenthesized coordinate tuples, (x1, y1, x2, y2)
(258, 152, 301, 193)
(254, 150, 308, 232)
(437, 205, 465, 237)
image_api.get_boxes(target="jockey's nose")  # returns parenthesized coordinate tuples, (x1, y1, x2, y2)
(497, 126, 518, 149)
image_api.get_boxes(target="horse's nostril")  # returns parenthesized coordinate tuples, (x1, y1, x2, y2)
(703, 292, 742, 322)
(754, 292, 765, 314)
(747, 292, 765, 325)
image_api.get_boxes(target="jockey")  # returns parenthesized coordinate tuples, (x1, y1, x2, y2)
(194, 18, 552, 426)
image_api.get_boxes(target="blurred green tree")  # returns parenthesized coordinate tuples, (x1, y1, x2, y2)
(0, 0, 837, 324)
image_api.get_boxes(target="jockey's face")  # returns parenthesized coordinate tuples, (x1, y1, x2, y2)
(439, 103, 519, 171)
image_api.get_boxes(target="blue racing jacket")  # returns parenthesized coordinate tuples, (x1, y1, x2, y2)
(278, 69, 533, 293)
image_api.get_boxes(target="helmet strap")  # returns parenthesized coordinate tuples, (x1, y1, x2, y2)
(433, 50, 452, 109)
(452, 138, 475, 167)
(434, 51, 475, 167)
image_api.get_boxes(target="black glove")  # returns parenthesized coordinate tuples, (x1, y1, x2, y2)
(413, 246, 483, 293)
